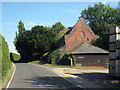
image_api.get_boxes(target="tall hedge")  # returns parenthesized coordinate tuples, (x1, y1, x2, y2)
(0, 34, 13, 87)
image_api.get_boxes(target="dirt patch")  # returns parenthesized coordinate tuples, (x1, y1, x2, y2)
(51, 67, 120, 88)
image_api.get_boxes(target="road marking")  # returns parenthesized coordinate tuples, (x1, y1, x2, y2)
(29, 63, 83, 88)
(54, 72, 83, 88)
(5, 64, 16, 90)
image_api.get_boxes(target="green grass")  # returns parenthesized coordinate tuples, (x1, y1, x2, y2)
(29, 60, 108, 70)
(2, 63, 15, 88)
(0, 34, 14, 89)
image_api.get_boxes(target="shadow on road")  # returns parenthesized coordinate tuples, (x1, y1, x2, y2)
(65, 72, 120, 88)
(24, 76, 82, 89)
(12, 60, 25, 63)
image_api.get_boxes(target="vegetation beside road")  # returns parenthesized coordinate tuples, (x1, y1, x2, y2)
(10, 52, 21, 61)
(29, 60, 108, 70)
(0, 34, 14, 88)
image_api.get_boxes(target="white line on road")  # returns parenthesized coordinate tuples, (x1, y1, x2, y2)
(54, 72, 83, 88)
(5, 64, 16, 90)
(30, 63, 83, 88)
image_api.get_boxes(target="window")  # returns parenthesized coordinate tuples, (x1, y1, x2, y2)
(87, 38, 89, 41)
(75, 37, 77, 41)
(82, 33, 85, 38)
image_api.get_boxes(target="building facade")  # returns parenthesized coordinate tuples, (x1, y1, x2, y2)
(65, 17, 97, 52)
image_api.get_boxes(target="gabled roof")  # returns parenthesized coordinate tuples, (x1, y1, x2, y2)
(71, 43, 109, 54)
(65, 17, 96, 36)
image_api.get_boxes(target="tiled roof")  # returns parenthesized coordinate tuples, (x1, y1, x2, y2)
(71, 43, 109, 54)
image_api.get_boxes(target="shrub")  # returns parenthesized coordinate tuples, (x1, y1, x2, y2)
(48, 49, 58, 64)
(47, 49, 76, 66)
(58, 51, 76, 66)
(10, 52, 21, 61)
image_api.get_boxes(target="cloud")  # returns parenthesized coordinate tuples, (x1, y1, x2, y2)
(26, 21, 37, 26)
(103, 1, 107, 4)
(65, 9, 78, 14)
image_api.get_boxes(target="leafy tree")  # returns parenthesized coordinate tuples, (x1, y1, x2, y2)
(14, 21, 27, 60)
(50, 22, 67, 50)
(67, 27, 73, 30)
(51, 22, 66, 33)
(14, 21, 68, 62)
(81, 2, 120, 50)
(18, 20, 26, 34)
(14, 21, 55, 61)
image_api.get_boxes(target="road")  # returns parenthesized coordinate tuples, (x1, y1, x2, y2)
(8, 63, 81, 89)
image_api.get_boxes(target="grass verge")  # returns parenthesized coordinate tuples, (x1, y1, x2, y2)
(29, 60, 108, 70)
(2, 62, 15, 88)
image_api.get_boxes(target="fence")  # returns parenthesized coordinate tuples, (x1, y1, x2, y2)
(109, 26, 120, 77)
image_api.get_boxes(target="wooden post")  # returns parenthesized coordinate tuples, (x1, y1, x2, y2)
(71, 58, 73, 66)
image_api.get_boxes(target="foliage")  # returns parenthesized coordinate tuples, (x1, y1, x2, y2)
(14, 21, 54, 61)
(41, 52, 49, 63)
(48, 49, 58, 64)
(81, 2, 120, 50)
(10, 53, 21, 61)
(50, 22, 68, 50)
(14, 21, 67, 62)
(105, 65, 109, 68)
(47, 50, 76, 66)
(58, 51, 76, 66)
(18, 20, 25, 34)
(67, 27, 73, 30)
(72, 55, 76, 66)
(0, 34, 13, 87)
(48, 49, 76, 66)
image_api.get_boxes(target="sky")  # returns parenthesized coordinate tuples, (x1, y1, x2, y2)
(1, 0, 120, 54)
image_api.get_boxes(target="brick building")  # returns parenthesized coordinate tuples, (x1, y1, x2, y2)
(64, 17, 97, 52)
(56, 17, 109, 66)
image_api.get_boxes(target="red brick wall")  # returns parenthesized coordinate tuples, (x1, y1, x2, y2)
(65, 18, 97, 52)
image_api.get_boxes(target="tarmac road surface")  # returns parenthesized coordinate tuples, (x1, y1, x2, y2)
(8, 63, 81, 89)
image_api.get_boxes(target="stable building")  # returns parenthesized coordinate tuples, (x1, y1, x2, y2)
(71, 43, 109, 66)
(57, 17, 109, 66)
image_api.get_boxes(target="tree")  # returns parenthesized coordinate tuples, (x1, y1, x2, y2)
(51, 22, 66, 34)
(14, 20, 26, 60)
(18, 20, 25, 34)
(81, 2, 120, 50)
(50, 22, 67, 50)
(14, 22, 55, 61)
(14, 21, 68, 62)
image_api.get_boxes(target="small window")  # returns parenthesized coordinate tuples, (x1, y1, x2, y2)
(75, 37, 77, 41)
(82, 33, 85, 38)
(87, 38, 89, 41)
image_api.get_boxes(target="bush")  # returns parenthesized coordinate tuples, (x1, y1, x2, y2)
(48, 49, 58, 64)
(47, 49, 76, 66)
(10, 52, 21, 61)
(58, 51, 76, 66)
